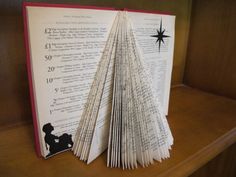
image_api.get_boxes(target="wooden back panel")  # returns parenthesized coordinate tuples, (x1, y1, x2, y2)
(0, 0, 191, 128)
(184, 0, 236, 99)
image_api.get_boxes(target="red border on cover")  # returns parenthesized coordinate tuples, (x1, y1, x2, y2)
(23, 2, 115, 11)
(124, 8, 171, 15)
(22, 2, 41, 157)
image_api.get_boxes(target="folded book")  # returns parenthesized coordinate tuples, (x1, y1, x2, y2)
(23, 2, 175, 169)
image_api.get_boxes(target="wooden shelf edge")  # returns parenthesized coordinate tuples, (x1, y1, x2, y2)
(1, 86, 236, 177)
(157, 127, 236, 177)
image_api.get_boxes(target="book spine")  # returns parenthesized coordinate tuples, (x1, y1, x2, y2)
(22, 1, 41, 157)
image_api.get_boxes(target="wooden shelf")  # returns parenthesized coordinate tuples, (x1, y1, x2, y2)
(0, 86, 235, 177)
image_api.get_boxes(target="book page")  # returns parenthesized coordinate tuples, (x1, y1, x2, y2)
(86, 13, 120, 163)
(105, 11, 174, 169)
(127, 12, 175, 115)
(26, 6, 117, 157)
(72, 12, 120, 163)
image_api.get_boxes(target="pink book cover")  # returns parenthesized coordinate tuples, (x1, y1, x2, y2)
(22, 1, 171, 157)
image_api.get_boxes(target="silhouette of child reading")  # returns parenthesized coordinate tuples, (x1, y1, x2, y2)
(42, 123, 74, 157)
(42, 123, 60, 156)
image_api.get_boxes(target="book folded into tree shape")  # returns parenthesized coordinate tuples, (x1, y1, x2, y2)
(23, 2, 175, 169)
(72, 12, 173, 169)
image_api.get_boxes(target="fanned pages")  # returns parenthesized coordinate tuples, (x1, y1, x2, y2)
(73, 11, 174, 169)
(72, 13, 119, 162)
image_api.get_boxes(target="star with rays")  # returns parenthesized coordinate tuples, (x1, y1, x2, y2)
(150, 19, 170, 52)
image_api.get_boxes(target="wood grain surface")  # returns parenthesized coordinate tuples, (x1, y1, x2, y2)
(184, 0, 236, 99)
(189, 143, 236, 177)
(0, 86, 235, 177)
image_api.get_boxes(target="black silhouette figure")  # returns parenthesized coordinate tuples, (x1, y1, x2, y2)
(42, 123, 73, 157)
(150, 19, 170, 52)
